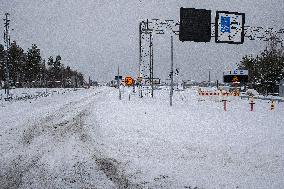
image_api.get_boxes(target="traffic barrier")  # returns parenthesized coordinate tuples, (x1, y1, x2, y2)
(222, 92, 230, 96)
(231, 91, 240, 96)
(198, 91, 240, 96)
(198, 91, 221, 96)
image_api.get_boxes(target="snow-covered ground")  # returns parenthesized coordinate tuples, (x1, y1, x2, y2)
(0, 86, 283, 189)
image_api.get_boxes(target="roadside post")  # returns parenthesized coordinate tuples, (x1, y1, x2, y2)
(249, 96, 255, 111)
(221, 91, 230, 111)
(222, 99, 227, 111)
(132, 81, 136, 93)
(117, 66, 122, 100)
(271, 100, 275, 110)
(222, 92, 230, 111)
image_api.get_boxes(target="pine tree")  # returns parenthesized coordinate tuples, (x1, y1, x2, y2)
(7, 41, 25, 86)
(1, 41, 85, 88)
(238, 35, 284, 94)
(39, 59, 47, 87)
(47, 55, 64, 87)
(0, 44, 5, 82)
(26, 44, 42, 84)
(54, 55, 62, 81)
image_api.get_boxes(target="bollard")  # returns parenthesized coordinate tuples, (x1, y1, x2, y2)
(249, 96, 255, 111)
(271, 100, 275, 110)
(222, 99, 227, 111)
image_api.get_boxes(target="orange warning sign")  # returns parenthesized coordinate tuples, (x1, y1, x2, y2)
(124, 76, 134, 86)
(232, 76, 239, 82)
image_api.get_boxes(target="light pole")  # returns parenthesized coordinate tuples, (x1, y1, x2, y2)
(170, 36, 174, 106)
(139, 22, 143, 98)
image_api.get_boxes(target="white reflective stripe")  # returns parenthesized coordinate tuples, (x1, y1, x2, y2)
(224, 70, 248, 75)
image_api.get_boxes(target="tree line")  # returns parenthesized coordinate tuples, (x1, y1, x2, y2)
(0, 41, 85, 88)
(238, 35, 284, 95)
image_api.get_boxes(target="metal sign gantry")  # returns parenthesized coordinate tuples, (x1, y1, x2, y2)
(139, 18, 284, 89)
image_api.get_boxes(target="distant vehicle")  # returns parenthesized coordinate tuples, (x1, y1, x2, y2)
(246, 89, 259, 96)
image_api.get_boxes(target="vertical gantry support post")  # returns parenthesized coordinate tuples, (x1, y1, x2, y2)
(139, 22, 143, 98)
(150, 32, 154, 98)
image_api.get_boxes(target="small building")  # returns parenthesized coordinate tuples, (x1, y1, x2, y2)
(279, 80, 284, 97)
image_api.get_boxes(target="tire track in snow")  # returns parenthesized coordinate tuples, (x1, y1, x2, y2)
(1, 87, 143, 189)
(1, 90, 101, 189)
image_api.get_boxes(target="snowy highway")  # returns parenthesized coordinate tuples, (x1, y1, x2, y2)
(1, 86, 284, 189)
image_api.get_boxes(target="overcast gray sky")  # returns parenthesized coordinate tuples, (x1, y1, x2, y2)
(1, 0, 284, 82)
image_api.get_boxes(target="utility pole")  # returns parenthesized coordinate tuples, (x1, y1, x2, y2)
(149, 32, 154, 98)
(118, 65, 121, 100)
(170, 36, 174, 106)
(3, 13, 11, 97)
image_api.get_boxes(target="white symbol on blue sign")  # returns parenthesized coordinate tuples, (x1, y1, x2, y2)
(221, 16, 231, 33)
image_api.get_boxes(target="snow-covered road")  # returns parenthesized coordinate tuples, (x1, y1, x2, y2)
(1, 86, 284, 189)
(1, 87, 132, 189)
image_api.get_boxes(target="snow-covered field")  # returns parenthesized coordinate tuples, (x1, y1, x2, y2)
(0, 86, 283, 189)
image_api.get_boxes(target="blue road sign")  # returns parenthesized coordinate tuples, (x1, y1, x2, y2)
(221, 16, 231, 33)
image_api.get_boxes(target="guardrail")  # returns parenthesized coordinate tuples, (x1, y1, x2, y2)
(240, 95, 284, 102)
(0, 88, 78, 103)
